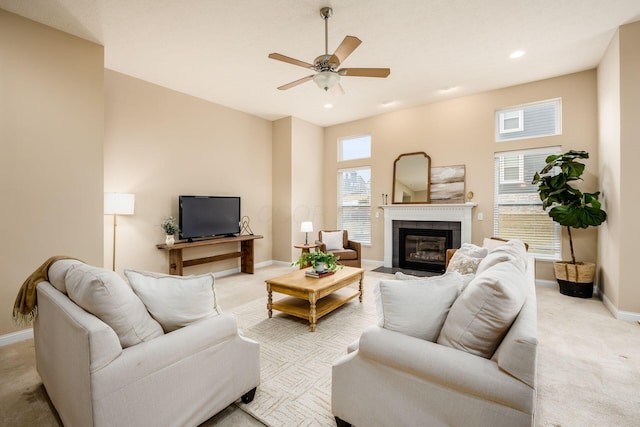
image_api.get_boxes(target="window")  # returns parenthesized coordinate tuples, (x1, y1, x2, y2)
(339, 135, 371, 161)
(495, 98, 561, 142)
(338, 167, 371, 245)
(494, 147, 561, 258)
(499, 155, 524, 184)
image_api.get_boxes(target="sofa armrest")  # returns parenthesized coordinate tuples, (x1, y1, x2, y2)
(356, 325, 534, 412)
(92, 312, 241, 397)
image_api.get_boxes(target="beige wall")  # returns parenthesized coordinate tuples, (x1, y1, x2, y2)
(324, 71, 600, 281)
(0, 10, 104, 335)
(104, 70, 273, 276)
(272, 117, 324, 262)
(272, 117, 293, 261)
(599, 21, 640, 315)
(597, 29, 622, 309)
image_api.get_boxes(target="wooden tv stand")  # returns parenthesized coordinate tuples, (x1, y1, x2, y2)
(157, 234, 263, 275)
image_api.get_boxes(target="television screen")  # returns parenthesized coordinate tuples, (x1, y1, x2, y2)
(179, 196, 241, 240)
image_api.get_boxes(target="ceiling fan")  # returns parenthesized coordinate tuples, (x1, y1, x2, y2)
(268, 6, 391, 93)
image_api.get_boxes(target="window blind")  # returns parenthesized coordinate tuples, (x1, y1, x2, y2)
(494, 147, 561, 258)
(338, 167, 371, 245)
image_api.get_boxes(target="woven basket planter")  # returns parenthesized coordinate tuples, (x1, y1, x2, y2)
(554, 261, 595, 298)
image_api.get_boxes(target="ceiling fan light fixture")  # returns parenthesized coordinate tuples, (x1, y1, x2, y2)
(313, 71, 340, 91)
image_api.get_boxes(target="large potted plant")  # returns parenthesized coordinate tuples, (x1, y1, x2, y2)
(532, 150, 607, 298)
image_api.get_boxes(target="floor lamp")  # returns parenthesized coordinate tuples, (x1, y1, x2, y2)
(104, 193, 135, 271)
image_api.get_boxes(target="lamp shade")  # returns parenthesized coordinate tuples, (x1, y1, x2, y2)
(104, 193, 135, 215)
(300, 221, 313, 233)
(313, 71, 340, 91)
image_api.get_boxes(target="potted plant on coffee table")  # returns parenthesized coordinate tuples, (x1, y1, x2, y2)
(532, 150, 607, 298)
(293, 250, 342, 273)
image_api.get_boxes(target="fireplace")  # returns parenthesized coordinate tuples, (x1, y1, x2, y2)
(381, 203, 476, 269)
(399, 228, 453, 273)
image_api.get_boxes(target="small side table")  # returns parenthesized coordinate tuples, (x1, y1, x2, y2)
(294, 243, 319, 269)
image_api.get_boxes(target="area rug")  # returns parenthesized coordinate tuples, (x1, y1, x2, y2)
(229, 271, 385, 426)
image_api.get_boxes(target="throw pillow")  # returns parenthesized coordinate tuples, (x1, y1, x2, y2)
(457, 242, 489, 258)
(48, 259, 84, 294)
(375, 275, 460, 342)
(321, 231, 344, 251)
(437, 261, 528, 358)
(476, 239, 527, 276)
(394, 271, 424, 280)
(65, 264, 164, 348)
(446, 251, 483, 275)
(125, 269, 221, 332)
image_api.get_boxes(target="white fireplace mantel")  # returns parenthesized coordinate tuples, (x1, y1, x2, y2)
(380, 203, 477, 268)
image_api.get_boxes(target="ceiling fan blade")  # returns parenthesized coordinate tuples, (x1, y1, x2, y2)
(328, 36, 361, 66)
(268, 53, 314, 69)
(338, 68, 391, 78)
(277, 75, 314, 90)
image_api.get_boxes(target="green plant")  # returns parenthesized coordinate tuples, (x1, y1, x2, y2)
(532, 150, 607, 264)
(161, 216, 179, 235)
(293, 251, 343, 272)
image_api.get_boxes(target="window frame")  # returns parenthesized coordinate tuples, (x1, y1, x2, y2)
(495, 98, 562, 143)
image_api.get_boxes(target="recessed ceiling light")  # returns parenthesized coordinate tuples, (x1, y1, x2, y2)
(323, 103, 333, 109)
(440, 86, 458, 92)
(509, 50, 525, 59)
(381, 101, 394, 106)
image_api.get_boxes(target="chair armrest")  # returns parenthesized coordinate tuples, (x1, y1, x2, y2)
(356, 326, 534, 411)
(315, 240, 327, 252)
(445, 248, 457, 268)
(346, 240, 361, 254)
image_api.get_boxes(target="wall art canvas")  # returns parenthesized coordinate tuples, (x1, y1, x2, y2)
(430, 165, 465, 203)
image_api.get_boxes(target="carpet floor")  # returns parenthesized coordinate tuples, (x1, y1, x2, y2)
(1, 266, 639, 426)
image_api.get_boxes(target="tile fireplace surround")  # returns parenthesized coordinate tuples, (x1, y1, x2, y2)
(380, 203, 476, 268)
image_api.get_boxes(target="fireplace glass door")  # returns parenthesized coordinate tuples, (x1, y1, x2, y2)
(399, 228, 453, 273)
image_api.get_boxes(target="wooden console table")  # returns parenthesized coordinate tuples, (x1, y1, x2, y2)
(157, 235, 263, 275)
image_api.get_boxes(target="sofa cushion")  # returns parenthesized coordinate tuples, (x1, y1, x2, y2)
(125, 269, 221, 332)
(437, 260, 527, 358)
(321, 231, 345, 251)
(458, 242, 489, 258)
(65, 264, 164, 348)
(376, 274, 460, 341)
(476, 239, 527, 276)
(48, 259, 84, 294)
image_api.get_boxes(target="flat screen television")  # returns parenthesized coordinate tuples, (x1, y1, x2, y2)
(179, 196, 241, 241)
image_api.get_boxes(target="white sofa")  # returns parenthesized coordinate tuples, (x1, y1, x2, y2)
(331, 248, 537, 427)
(34, 260, 260, 427)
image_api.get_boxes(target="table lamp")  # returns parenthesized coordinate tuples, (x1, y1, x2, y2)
(301, 221, 313, 245)
(104, 192, 135, 271)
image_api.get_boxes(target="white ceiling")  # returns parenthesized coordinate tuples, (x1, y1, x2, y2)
(2, 0, 639, 127)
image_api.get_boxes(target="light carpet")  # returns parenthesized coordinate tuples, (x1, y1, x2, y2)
(229, 272, 381, 427)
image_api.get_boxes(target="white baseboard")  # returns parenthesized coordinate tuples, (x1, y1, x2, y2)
(601, 292, 640, 322)
(535, 279, 557, 288)
(0, 328, 33, 347)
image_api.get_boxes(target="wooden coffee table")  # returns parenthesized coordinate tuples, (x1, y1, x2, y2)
(265, 266, 365, 332)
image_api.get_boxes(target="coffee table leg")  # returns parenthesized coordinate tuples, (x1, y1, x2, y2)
(309, 293, 317, 332)
(359, 273, 364, 303)
(267, 285, 273, 318)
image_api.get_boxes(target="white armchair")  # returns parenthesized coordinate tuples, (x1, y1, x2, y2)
(34, 260, 260, 427)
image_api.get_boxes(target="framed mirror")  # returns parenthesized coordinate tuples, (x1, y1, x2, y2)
(392, 152, 431, 203)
